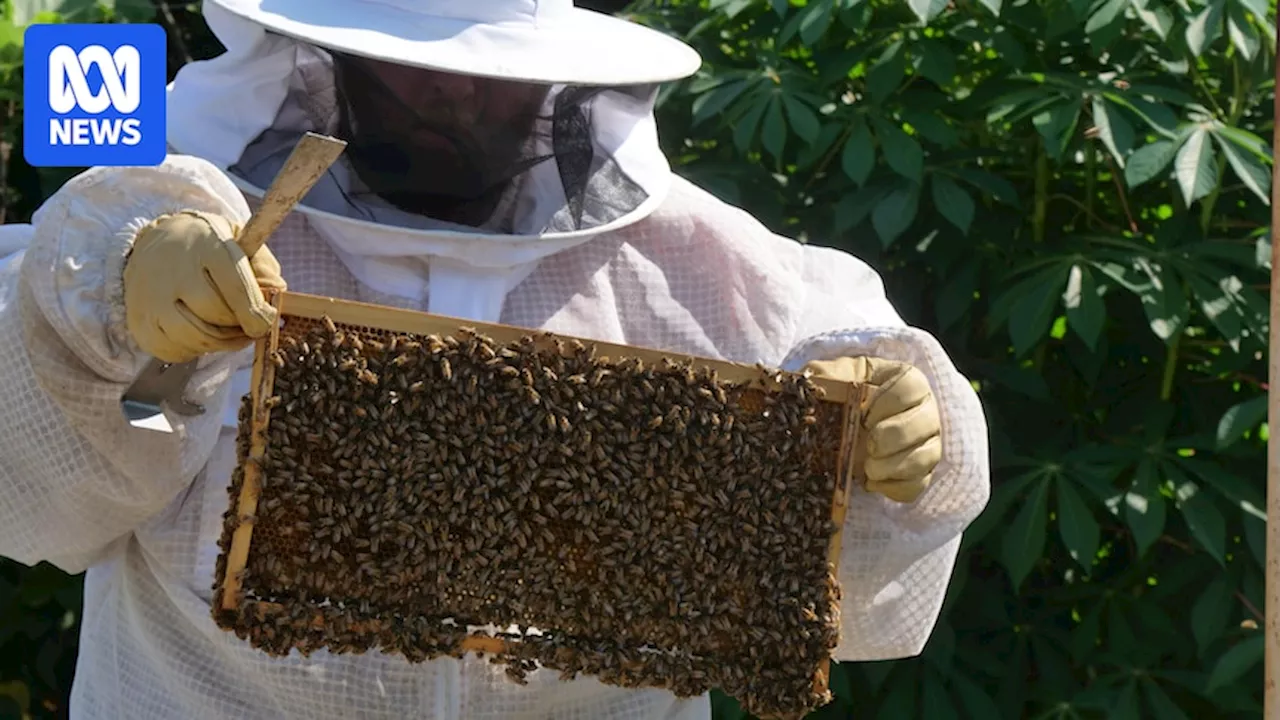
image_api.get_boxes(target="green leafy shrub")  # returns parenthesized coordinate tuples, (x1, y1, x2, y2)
(0, 0, 1272, 717)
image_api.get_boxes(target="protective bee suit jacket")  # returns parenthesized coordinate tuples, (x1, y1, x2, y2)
(0, 5, 990, 719)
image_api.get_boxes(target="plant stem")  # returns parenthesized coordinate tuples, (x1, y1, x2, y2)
(1084, 147, 1096, 230)
(1034, 140, 1048, 244)
(1160, 332, 1181, 401)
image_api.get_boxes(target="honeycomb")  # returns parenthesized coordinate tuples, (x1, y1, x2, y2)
(211, 292, 860, 720)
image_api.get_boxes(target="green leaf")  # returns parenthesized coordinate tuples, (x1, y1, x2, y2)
(1213, 131, 1271, 204)
(1142, 679, 1191, 720)
(1216, 396, 1266, 449)
(1186, 0, 1225, 56)
(978, 0, 1003, 15)
(1008, 267, 1069, 356)
(902, 110, 958, 147)
(1125, 461, 1167, 557)
(871, 117, 924, 183)
(1086, 0, 1129, 33)
(871, 183, 920, 247)
(1171, 469, 1227, 564)
(782, 95, 821, 143)
(1226, 2, 1261, 59)
(952, 168, 1020, 205)
(1235, 0, 1268, 22)
(1132, 256, 1190, 342)
(1125, 140, 1179, 187)
(920, 673, 958, 719)
(1001, 479, 1050, 589)
(762, 96, 787, 160)
(914, 39, 956, 86)
(1092, 98, 1135, 167)
(1063, 264, 1105, 349)
(1175, 128, 1217, 206)
(1206, 635, 1263, 692)
(1133, 0, 1175, 39)
(1215, 125, 1273, 164)
(908, 0, 948, 23)
(936, 259, 980, 331)
(692, 80, 752, 125)
(799, 0, 835, 45)
(951, 674, 1001, 719)
(733, 98, 769, 153)
(992, 28, 1027, 69)
(841, 120, 875, 186)
(1191, 575, 1233, 656)
(1056, 479, 1100, 569)
(1110, 682, 1142, 720)
(834, 185, 889, 232)
(930, 174, 974, 234)
(1034, 101, 1082, 159)
(867, 41, 907, 102)
(13, 0, 95, 25)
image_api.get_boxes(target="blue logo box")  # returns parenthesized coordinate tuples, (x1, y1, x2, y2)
(23, 23, 167, 167)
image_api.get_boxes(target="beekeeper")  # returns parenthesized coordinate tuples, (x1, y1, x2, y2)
(0, 0, 990, 717)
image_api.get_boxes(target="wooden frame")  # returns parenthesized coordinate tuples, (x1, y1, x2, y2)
(217, 289, 868, 705)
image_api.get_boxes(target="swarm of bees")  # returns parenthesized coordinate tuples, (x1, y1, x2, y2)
(212, 314, 848, 719)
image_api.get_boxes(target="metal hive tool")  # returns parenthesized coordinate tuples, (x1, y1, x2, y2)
(212, 290, 868, 720)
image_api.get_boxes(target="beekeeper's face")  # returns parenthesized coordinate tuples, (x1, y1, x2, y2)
(332, 52, 551, 225)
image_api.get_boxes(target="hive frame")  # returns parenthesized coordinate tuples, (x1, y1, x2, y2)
(218, 290, 867, 703)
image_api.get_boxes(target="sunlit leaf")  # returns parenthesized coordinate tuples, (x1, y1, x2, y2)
(1063, 264, 1105, 349)
(1092, 97, 1134, 167)
(1169, 466, 1227, 565)
(1216, 396, 1267, 449)
(1213, 130, 1271, 203)
(1174, 127, 1217, 206)
(908, 0, 949, 24)
(1086, 0, 1129, 33)
(1186, 0, 1225, 55)
(1226, 2, 1260, 59)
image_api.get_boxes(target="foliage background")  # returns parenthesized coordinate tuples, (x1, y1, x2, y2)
(0, 0, 1275, 716)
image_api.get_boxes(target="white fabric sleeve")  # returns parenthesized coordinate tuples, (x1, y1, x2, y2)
(778, 244, 991, 662)
(0, 155, 253, 575)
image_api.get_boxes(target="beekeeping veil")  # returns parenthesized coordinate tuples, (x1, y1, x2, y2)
(165, 0, 701, 322)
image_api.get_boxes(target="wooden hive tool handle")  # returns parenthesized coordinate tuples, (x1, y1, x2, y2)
(236, 132, 348, 257)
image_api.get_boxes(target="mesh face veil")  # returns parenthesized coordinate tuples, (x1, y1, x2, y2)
(229, 41, 659, 237)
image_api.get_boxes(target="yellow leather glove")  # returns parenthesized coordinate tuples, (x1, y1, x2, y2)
(123, 210, 285, 364)
(804, 356, 942, 503)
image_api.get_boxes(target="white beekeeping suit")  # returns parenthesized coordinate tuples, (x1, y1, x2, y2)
(0, 0, 990, 717)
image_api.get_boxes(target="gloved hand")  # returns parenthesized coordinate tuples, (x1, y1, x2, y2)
(123, 210, 285, 364)
(803, 356, 942, 503)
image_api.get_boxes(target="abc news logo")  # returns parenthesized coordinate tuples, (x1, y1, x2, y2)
(23, 24, 166, 167)
(47, 44, 143, 147)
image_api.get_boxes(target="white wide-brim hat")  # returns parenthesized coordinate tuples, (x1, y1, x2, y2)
(205, 0, 702, 85)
